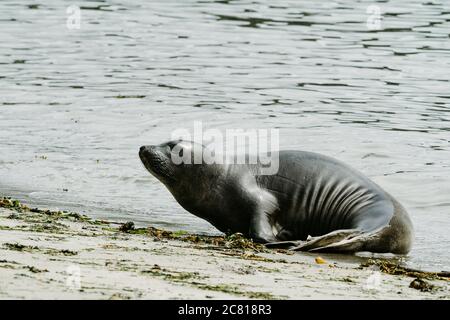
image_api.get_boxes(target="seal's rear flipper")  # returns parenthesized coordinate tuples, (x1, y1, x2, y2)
(264, 229, 363, 250)
(289, 229, 365, 251)
(309, 227, 387, 253)
(284, 227, 388, 253)
(308, 237, 365, 252)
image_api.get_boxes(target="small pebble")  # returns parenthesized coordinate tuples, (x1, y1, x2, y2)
(315, 256, 327, 264)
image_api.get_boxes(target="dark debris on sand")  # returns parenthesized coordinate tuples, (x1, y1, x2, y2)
(117, 221, 266, 252)
(361, 259, 450, 281)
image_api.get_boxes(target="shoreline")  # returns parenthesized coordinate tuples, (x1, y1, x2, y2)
(0, 197, 448, 299)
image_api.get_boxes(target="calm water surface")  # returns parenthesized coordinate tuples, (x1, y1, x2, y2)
(0, 0, 449, 271)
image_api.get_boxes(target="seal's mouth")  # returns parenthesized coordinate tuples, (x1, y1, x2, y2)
(139, 145, 175, 183)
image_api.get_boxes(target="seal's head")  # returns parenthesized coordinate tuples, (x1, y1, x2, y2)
(139, 139, 229, 222)
(139, 139, 212, 188)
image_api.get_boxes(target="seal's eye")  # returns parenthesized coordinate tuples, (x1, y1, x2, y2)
(166, 141, 177, 150)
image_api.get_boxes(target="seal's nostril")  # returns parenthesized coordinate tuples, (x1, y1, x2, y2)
(140, 146, 146, 153)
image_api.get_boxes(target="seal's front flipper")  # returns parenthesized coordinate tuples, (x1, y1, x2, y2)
(248, 189, 280, 243)
(289, 229, 365, 252)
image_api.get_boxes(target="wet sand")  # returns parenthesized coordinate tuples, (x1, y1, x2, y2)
(0, 198, 448, 300)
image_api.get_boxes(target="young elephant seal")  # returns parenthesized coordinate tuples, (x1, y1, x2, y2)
(139, 140, 413, 254)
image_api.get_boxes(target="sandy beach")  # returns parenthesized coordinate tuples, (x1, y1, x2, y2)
(0, 197, 448, 300)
